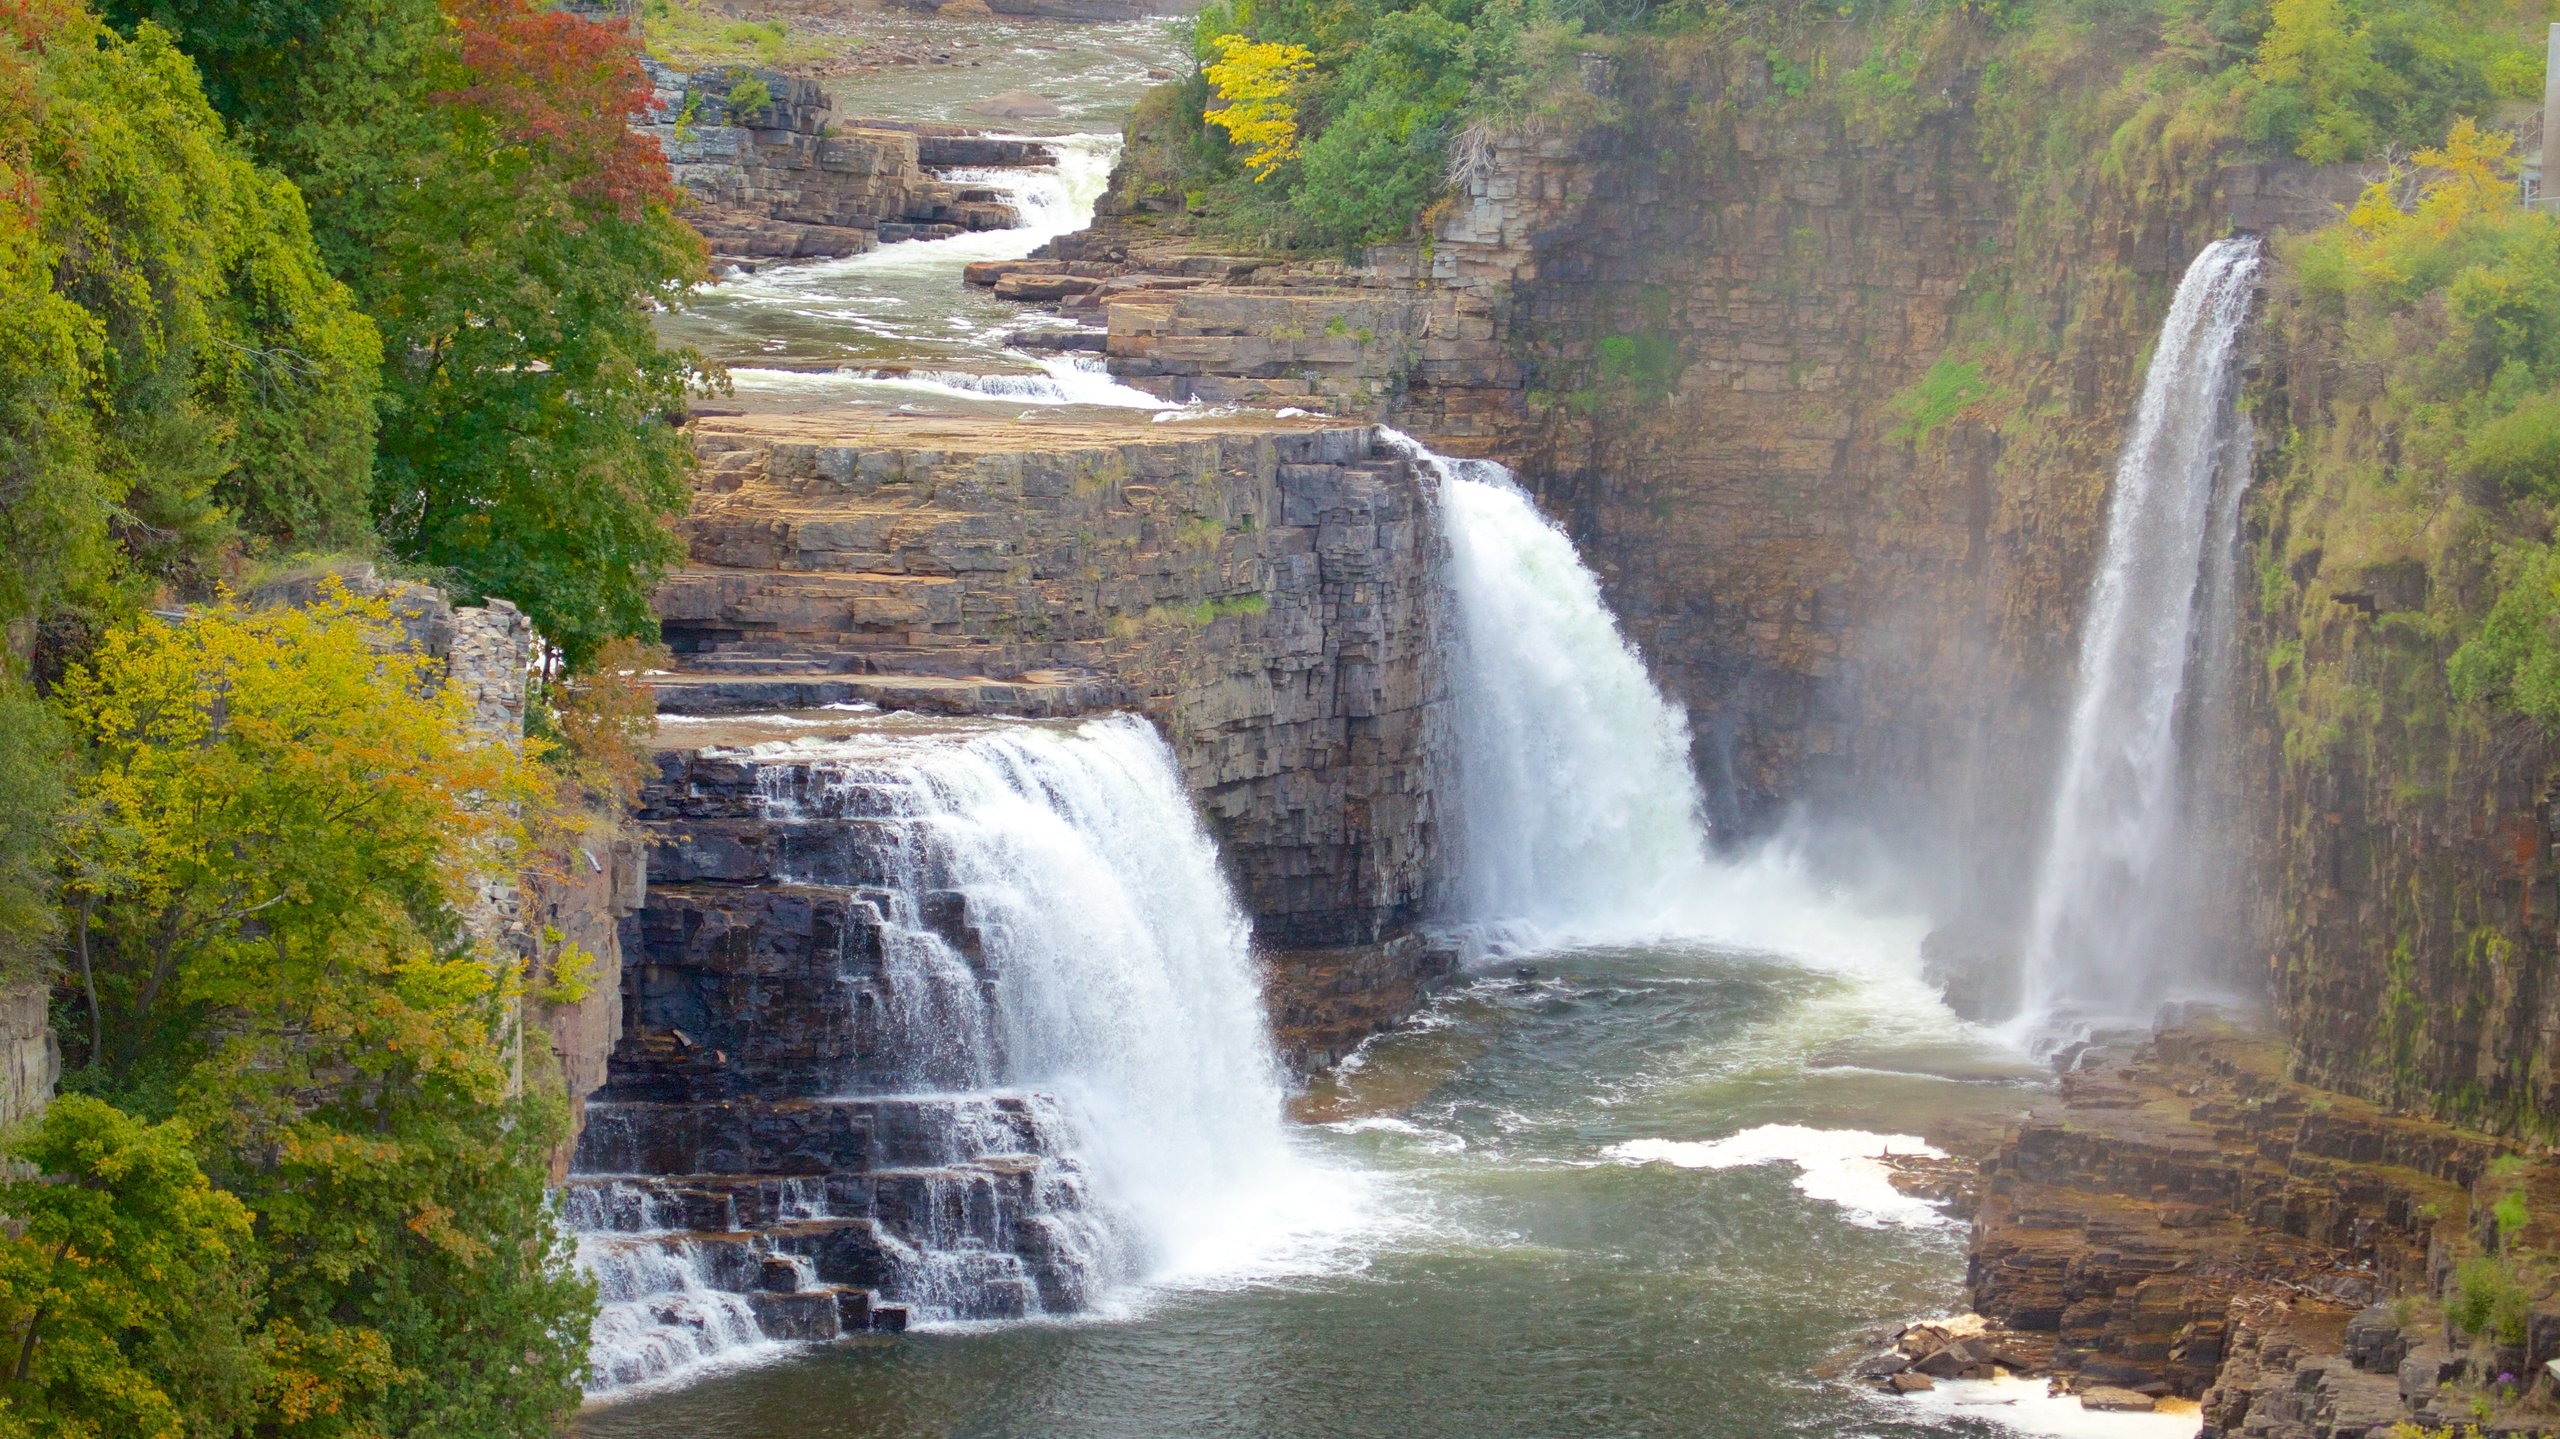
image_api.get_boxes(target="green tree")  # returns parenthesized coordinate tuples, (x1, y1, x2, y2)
(55, 589, 591, 1435)
(99, 0, 711, 666)
(0, 0, 379, 620)
(0, 1095, 264, 1439)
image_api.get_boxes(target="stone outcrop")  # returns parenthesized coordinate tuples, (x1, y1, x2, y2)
(248, 565, 631, 1164)
(659, 412, 1450, 981)
(0, 984, 57, 1131)
(639, 66, 1032, 266)
(1958, 1022, 2560, 1437)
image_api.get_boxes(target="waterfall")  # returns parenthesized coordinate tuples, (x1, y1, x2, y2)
(1383, 433, 1716, 944)
(574, 716, 1356, 1393)
(772, 714, 1321, 1279)
(2018, 236, 2263, 1029)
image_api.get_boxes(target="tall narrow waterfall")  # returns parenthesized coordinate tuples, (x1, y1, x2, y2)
(577, 716, 1352, 1392)
(1385, 434, 1716, 942)
(2019, 236, 2263, 1027)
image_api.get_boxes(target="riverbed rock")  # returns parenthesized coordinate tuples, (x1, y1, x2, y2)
(636, 64, 1036, 265)
(966, 89, 1061, 119)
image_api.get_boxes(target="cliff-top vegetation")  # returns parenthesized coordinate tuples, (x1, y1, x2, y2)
(1134, 0, 2553, 253)
(0, 0, 705, 1425)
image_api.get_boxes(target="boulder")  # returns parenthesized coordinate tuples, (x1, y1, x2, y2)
(1913, 1340, 1984, 1379)
(1886, 1372, 1936, 1394)
(2345, 1303, 2410, 1374)
(2078, 1387, 2157, 1412)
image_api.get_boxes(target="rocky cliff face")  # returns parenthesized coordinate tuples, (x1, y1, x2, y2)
(1075, 43, 2359, 965)
(1952, 1024, 2560, 1438)
(2237, 258, 2560, 1137)
(640, 64, 1038, 265)
(647, 413, 1453, 1062)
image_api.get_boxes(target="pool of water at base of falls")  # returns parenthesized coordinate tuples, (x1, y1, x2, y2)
(575, 940, 2172, 1439)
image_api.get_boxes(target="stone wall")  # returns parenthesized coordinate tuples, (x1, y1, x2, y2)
(651, 414, 1455, 1056)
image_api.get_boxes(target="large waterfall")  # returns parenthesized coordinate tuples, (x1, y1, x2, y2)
(1386, 434, 1716, 942)
(1383, 433, 1936, 987)
(576, 716, 1355, 1392)
(2019, 236, 2263, 1028)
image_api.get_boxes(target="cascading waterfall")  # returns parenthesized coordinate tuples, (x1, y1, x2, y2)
(574, 716, 1353, 1391)
(1384, 433, 1716, 943)
(780, 715, 1325, 1281)
(2018, 236, 2264, 1029)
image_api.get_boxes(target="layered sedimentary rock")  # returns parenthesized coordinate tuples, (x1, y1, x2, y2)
(639, 65, 1029, 265)
(1960, 1024, 2560, 1436)
(2234, 263, 2560, 1135)
(646, 413, 1453, 1061)
(570, 746, 1119, 1362)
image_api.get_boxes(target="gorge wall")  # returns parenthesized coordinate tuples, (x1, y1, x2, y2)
(1076, 30, 2358, 992)
(2237, 234, 2560, 1137)
(646, 414, 1451, 1067)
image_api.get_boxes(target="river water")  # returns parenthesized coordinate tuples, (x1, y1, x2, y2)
(578, 907, 2147, 1439)
(589, 12, 2206, 1436)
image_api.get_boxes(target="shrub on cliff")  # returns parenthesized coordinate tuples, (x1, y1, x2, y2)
(2263, 120, 2560, 736)
(1150, 0, 2554, 253)
(49, 590, 590, 1435)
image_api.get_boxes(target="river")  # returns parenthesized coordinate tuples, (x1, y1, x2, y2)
(580, 12, 2195, 1436)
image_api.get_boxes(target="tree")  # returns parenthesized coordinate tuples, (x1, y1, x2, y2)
(0, 1096, 264, 1439)
(359, 0, 706, 667)
(54, 588, 591, 1435)
(0, 0, 378, 623)
(1202, 33, 1312, 181)
(96, 0, 712, 667)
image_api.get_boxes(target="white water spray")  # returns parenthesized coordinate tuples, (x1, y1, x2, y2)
(772, 715, 1348, 1285)
(575, 716, 1362, 1393)
(728, 355, 1172, 410)
(2018, 236, 2263, 1030)
(1386, 433, 1716, 944)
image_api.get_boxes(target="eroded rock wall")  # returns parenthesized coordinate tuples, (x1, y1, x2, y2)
(640, 65, 1029, 264)
(651, 416, 1454, 1058)
(2236, 261, 2560, 1135)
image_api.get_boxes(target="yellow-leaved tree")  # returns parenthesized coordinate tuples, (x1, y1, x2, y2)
(48, 584, 594, 1437)
(1203, 33, 1313, 182)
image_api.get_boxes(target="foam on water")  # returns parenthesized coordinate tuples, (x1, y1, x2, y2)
(726, 354, 1172, 410)
(1603, 1125, 1950, 1230)
(1881, 1374, 2203, 1439)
